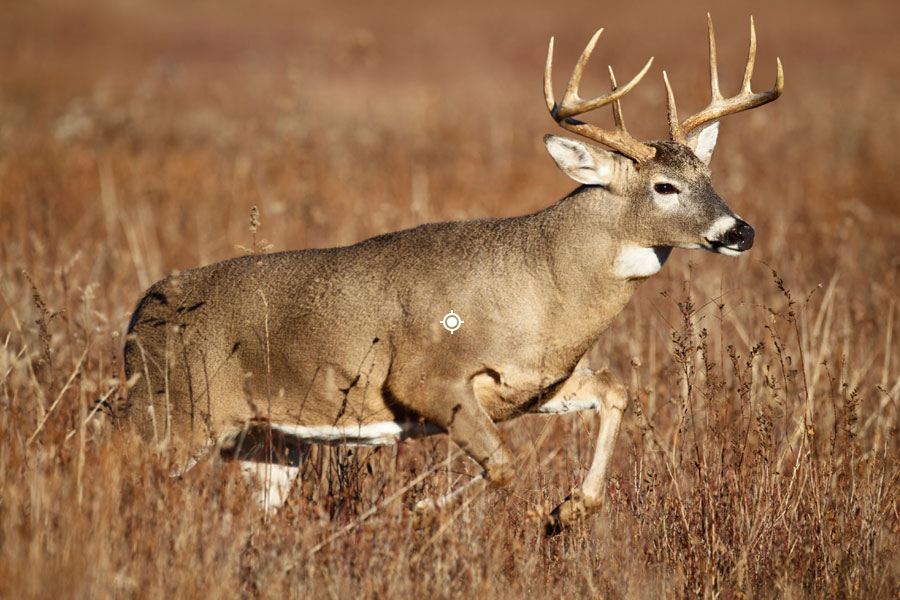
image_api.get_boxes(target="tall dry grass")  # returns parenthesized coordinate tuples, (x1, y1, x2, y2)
(1, 0, 899, 597)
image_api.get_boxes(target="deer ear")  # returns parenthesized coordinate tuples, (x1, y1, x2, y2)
(543, 135, 628, 186)
(685, 120, 719, 166)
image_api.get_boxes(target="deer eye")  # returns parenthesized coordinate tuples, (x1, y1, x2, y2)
(654, 183, 679, 194)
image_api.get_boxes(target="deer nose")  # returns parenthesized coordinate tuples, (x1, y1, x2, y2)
(724, 220, 755, 251)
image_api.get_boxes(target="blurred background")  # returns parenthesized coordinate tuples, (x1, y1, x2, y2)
(1, 0, 899, 597)
(1, 0, 897, 295)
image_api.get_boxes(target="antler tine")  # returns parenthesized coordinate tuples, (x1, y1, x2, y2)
(544, 37, 557, 113)
(608, 66, 627, 133)
(707, 13, 723, 101)
(559, 29, 604, 115)
(545, 30, 656, 164)
(678, 15, 785, 138)
(742, 16, 757, 93)
(663, 70, 685, 143)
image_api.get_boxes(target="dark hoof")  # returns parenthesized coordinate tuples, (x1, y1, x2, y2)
(545, 514, 564, 536)
(544, 495, 571, 536)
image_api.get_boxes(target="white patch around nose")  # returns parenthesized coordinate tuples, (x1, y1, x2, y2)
(716, 246, 743, 257)
(614, 246, 669, 279)
(702, 215, 738, 243)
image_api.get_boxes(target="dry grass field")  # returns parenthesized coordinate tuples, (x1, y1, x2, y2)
(2, 0, 899, 597)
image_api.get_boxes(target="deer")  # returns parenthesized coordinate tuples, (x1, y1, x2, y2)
(123, 15, 782, 532)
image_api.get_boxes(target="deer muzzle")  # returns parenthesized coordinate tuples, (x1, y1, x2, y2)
(723, 219, 755, 252)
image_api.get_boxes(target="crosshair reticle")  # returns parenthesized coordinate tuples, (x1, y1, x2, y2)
(440, 310, 464, 334)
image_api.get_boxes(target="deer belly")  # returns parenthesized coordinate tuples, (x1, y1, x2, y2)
(269, 421, 442, 445)
(219, 419, 442, 461)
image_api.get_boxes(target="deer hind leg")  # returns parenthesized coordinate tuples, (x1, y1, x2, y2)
(534, 367, 627, 534)
(163, 439, 304, 514)
(218, 423, 312, 513)
(414, 471, 487, 515)
(237, 461, 300, 512)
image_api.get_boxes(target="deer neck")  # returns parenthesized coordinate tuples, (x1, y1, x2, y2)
(530, 188, 669, 332)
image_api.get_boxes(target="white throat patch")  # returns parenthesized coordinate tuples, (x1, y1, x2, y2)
(614, 246, 670, 279)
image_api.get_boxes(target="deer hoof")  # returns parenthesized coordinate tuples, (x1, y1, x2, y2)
(544, 491, 593, 535)
(414, 498, 436, 515)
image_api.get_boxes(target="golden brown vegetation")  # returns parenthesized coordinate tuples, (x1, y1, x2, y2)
(1, 0, 899, 597)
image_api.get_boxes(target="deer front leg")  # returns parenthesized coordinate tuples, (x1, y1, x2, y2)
(407, 376, 516, 517)
(538, 367, 627, 534)
(405, 378, 515, 487)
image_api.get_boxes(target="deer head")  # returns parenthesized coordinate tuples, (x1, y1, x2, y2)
(543, 15, 783, 259)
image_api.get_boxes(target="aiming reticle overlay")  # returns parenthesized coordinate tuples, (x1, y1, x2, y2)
(440, 310, 463, 334)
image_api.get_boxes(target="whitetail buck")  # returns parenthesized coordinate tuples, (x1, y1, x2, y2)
(124, 16, 782, 531)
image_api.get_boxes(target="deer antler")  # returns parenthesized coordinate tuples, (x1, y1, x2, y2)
(667, 14, 784, 143)
(545, 30, 656, 164)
